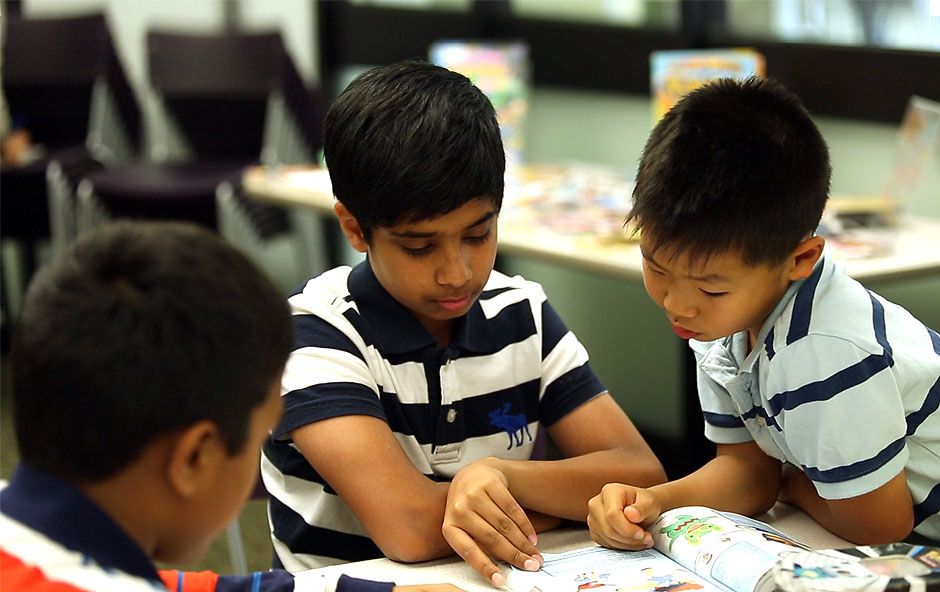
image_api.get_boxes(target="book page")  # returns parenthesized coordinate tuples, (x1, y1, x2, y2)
(507, 545, 733, 592)
(649, 507, 808, 592)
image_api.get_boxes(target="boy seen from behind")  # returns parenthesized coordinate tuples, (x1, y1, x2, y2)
(587, 78, 940, 548)
(0, 221, 463, 592)
(261, 61, 666, 587)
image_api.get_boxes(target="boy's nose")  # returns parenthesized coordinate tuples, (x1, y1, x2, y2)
(436, 249, 472, 287)
(663, 291, 697, 319)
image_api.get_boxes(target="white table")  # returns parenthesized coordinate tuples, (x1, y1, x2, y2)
(242, 165, 940, 283)
(243, 164, 940, 475)
(292, 503, 850, 591)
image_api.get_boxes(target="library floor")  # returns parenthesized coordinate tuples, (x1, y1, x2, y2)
(0, 356, 277, 574)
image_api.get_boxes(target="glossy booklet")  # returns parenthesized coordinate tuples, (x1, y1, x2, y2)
(507, 506, 807, 592)
(650, 48, 765, 121)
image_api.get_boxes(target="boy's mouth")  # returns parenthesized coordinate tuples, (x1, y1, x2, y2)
(671, 324, 700, 340)
(437, 295, 472, 312)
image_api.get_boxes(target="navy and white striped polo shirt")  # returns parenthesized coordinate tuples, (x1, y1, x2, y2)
(261, 261, 606, 571)
(694, 253, 940, 540)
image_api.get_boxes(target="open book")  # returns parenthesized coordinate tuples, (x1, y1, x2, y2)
(507, 506, 809, 592)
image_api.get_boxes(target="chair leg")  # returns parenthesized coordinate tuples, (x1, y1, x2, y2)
(225, 518, 249, 576)
(0, 238, 35, 321)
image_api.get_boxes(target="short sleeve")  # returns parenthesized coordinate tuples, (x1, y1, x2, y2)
(274, 313, 384, 439)
(766, 334, 908, 499)
(538, 299, 606, 426)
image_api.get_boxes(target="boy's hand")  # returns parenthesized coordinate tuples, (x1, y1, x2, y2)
(442, 459, 542, 587)
(587, 483, 660, 550)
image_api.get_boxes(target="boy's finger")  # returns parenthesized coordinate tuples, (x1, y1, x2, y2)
(623, 504, 647, 524)
(589, 490, 637, 539)
(451, 481, 539, 557)
(442, 525, 507, 587)
(587, 513, 651, 551)
(588, 509, 646, 546)
(455, 510, 541, 572)
(623, 491, 659, 526)
(484, 486, 538, 548)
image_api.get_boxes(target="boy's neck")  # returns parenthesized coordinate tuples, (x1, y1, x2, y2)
(78, 442, 176, 561)
(747, 328, 760, 353)
(419, 316, 458, 348)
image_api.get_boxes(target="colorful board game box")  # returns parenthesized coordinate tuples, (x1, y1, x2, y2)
(651, 48, 766, 121)
(430, 40, 530, 168)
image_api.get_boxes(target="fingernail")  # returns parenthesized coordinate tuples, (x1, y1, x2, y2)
(491, 572, 506, 587)
(524, 558, 539, 571)
(529, 534, 538, 544)
(633, 530, 644, 540)
(534, 553, 544, 566)
(644, 534, 654, 548)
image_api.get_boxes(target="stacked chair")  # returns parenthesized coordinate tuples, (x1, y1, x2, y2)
(1, 12, 139, 321)
(77, 29, 325, 291)
(3, 15, 327, 573)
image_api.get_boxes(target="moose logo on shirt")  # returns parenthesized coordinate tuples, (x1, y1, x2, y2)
(488, 402, 532, 450)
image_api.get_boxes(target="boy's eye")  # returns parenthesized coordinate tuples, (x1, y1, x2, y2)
(701, 290, 728, 298)
(465, 228, 492, 244)
(401, 227, 491, 257)
(403, 245, 433, 257)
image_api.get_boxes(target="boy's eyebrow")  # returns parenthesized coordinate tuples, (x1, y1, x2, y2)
(687, 271, 731, 284)
(390, 210, 497, 239)
(640, 248, 730, 284)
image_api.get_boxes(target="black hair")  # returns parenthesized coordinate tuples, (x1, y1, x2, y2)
(628, 77, 831, 268)
(323, 60, 505, 241)
(11, 221, 293, 483)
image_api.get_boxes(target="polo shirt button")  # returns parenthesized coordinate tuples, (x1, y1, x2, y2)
(757, 416, 766, 426)
(446, 409, 457, 423)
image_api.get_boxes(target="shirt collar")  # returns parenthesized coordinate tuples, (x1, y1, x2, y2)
(346, 260, 501, 355)
(0, 463, 161, 583)
(751, 252, 828, 351)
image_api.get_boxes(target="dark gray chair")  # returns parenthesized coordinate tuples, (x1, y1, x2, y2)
(1, 12, 139, 322)
(78, 29, 322, 237)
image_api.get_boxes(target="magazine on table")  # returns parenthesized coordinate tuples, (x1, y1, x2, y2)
(507, 506, 808, 592)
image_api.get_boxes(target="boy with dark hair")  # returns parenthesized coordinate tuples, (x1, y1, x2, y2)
(0, 221, 463, 592)
(261, 61, 666, 586)
(586, 77, 940, 548)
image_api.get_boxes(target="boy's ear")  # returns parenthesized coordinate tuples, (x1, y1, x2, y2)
(333, 202, 368, 253)
(787, 235, 825, 282)
(166, 420, 224, 498)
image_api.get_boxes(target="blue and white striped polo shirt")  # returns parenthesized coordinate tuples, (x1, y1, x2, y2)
(694, 253, 940, 540)
(261, 261, 606, 571)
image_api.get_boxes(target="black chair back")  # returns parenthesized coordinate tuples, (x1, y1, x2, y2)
(147, 31, 292, 162)
(2, 13, 140, 152)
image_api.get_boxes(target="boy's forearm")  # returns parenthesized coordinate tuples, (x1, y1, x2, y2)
(367, 481, 456, 563)
(483, 447, 666, 521)
(650, 448, 781, 516)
